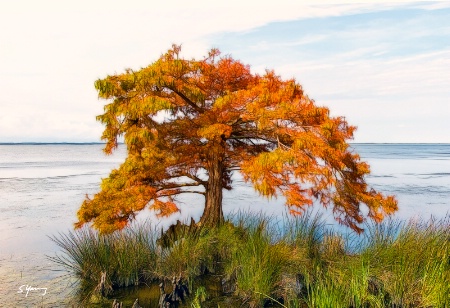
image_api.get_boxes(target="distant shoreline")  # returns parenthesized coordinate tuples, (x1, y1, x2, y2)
(0, 142, 106, 145)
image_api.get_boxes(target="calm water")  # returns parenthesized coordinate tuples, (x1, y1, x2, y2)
(0, 143, 449, 306)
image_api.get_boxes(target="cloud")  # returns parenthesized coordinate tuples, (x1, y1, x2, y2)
(413, 1, 450, 10)
(207, 4, 450, 143)
(0, 0, 449, 142)
(273, 47, 450, 142)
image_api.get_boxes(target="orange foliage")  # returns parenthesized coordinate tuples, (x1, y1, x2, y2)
(76, 45, 397, 233)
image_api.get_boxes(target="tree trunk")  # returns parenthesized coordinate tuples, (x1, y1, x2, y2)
(199, 149, 224, 227)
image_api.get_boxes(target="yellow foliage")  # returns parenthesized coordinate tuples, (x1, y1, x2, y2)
(76, 45, 398, 233)
(198, 124, 232, 141)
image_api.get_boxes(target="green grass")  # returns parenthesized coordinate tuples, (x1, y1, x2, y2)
(49, 220, 158, 304)
(50, 212, 450, 307)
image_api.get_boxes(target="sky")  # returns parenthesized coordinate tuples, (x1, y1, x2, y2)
(1, 0, 449, 143)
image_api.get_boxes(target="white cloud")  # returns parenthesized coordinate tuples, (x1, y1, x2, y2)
(307, 59, 446, 142)
(413, 1, 450, 10)
(0, 0, 449, 142)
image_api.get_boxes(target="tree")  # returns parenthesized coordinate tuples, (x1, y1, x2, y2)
(76, 45, 397, 234)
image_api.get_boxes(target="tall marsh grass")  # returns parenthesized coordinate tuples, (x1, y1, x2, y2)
(50, 212, 450, 307)
(49, 220, 158, 303)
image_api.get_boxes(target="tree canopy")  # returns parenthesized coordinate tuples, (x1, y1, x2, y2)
(76, 45, 397, 234)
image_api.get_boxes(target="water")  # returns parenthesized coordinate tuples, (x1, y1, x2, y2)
(0, 144, 126, 306)
(0, 143, 449, 306)
(354, 144, 450, 219)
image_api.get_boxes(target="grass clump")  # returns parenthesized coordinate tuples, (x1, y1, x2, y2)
(49, 220, 157, 303)
(358, 216, 450, 307)
(50, 212, 450, 307)
(226, 215, 291, 307)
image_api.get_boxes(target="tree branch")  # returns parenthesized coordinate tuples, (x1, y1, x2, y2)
(156, 181, 203, 192)
(157, 190, 205, 197)
(181, 172, 207, 186)
(170, 87, 204, 114)
(229, 135, 277, 145)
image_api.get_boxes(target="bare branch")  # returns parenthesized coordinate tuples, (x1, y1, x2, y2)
(157, 190, 205, 197)
(182, 172, 207, 186)
(170, 88, 204, 114)
(156, 181, 203, 192)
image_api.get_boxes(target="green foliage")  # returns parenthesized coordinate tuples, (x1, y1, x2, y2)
(49, 220, 157, 302)
(304, 273, 347, 308)
(191, 286, 207, 308)
(51, 212, 450, 307)
(226, 216, 291, 306)
(154, 220, 247, 279)
(358, 217, 450, 307)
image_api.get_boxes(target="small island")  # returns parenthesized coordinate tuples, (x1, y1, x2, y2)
(50, 47, 449, 307)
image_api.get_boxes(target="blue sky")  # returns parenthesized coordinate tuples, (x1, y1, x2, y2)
(1, 0, 449, 143)
(210, 3, 450, 142)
